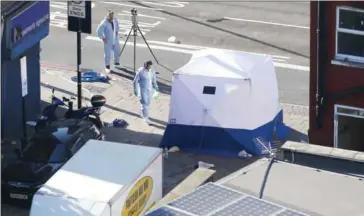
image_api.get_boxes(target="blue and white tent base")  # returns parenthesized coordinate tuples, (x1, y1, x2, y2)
(161, 49, 283, 157)
(160, 110, 283, 157)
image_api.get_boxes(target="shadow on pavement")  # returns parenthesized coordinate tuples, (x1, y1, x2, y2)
(274, 123, 309, 146)
(102, 126, 258, 194)
(40, 83, 168, 127)
(286, 129, 309, 143)
(129, 1, 309, 59)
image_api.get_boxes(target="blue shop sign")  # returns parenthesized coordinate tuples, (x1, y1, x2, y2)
(8, 1, 50, 59)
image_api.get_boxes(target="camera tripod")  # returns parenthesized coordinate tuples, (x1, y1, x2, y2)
(119, 8, 163, 74)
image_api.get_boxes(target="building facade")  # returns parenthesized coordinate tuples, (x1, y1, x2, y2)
(309, 2, 364, 151)
(1, 1, 50, 140)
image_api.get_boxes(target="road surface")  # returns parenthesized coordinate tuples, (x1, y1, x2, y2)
(43, 1, 310, 105)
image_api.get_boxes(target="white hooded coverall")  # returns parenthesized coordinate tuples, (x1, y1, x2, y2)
(133, 64, 159, 120)
(96, 17, 121, 66)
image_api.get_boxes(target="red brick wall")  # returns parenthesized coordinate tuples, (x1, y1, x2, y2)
(309, 1, 364, 146)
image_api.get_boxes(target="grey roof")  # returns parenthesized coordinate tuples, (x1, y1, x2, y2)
(281, 142, 364, 178)
(218, 158, 364, 216)
(147, 182, 308, 216)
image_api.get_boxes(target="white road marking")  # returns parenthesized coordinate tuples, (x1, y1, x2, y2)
(50, 2, 67, 10)
(272, 58, 286, 62)
(224, 16, 309, 29)
(141, 1, 189, 8)
(119, 11, 166, 20)
(50, 2, 96, 9)
(118, 20, 161, 28)
(86, 36, 309, 71)
(273, 62, 309, 71)
(116, 10, 165, 35)
(50, 11, 67, 29)
(87, 35, 195, 54)
(146, 40, 290, 61)
(101, 2, 159, 10)
(147, 40, 207, 50)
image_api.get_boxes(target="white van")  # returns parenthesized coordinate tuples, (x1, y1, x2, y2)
(30, 140, 163, 216)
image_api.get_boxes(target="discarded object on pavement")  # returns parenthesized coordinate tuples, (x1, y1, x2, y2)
(71, 71, 109, 83)
(168, 146, 180, 152)
(238, 150, 252, 158)
(160, 49, 283, 157)
(197, 161, 215, 169)
(112, 118, 129, 128)
(168, 36, 180, 44)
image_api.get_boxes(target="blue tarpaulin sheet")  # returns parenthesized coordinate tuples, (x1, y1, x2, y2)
(71, 71, 109, 83)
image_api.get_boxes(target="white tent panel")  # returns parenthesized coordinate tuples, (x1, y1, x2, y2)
(169, 49, 280, 130)
(208, 81, 255, 129)
(169, 75, 225, 127)
(175, 55, 245, 79)
(186, 48, 270, 79)
(170, 75, 255, 129)
(247, 57, 280, 126)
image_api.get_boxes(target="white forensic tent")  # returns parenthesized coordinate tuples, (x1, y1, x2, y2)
(160, 49, 283, 156)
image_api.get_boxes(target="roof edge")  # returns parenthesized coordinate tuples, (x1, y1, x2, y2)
(281, 141, 364, 163)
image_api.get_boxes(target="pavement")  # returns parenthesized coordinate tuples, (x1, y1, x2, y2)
(1, 65, 309, 216)
(2, 2, 310, 214)
(44, 1, 310, 105)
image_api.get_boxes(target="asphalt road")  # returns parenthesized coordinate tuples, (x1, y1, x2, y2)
(43, 1, 310, 105)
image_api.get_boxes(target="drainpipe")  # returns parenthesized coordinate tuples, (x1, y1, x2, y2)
(315, 1, 328, 129)
(315, 1, 321, 128)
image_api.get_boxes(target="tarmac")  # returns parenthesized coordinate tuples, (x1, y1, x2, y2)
(1, 65, 309, 216)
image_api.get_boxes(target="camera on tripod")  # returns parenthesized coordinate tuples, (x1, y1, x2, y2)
(131, 8, 138, 26)
(119, 7, 160, 76)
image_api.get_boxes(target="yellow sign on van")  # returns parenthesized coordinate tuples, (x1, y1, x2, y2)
(122, 176, 153, 216)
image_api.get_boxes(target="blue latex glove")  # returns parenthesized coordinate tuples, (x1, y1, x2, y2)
(134, 88, 138, 96)
(154, 87, 159, 92)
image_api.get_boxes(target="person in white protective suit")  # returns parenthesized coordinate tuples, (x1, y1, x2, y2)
(133, 60, 159, 125)
(96, 10, 121, 72)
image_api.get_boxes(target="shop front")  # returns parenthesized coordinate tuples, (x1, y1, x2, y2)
(1, 1, 50, 141)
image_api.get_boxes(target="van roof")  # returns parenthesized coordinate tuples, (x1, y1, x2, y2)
(37, 140, 161, 203)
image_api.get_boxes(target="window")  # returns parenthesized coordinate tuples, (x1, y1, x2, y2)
(336, 7, 364, 63)
(203, 86, 216, 95)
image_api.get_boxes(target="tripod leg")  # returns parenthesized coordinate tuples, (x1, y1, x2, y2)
(134, 28, 137, 74)
(120, 28, 133, 56)
(137, 25, 159, 64)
